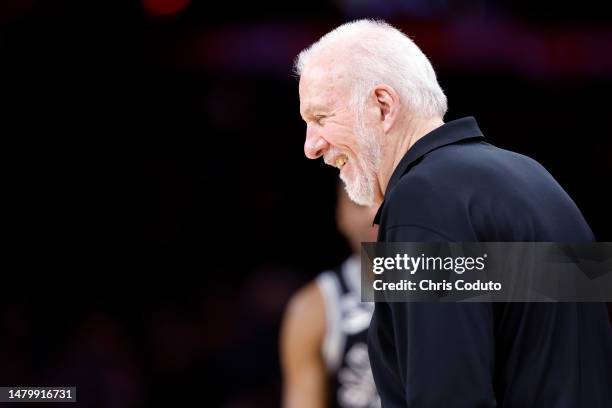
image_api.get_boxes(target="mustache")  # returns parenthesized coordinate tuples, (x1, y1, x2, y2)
(323, 147, 346, 166)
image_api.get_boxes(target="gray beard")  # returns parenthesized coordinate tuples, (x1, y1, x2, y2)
(341, 120, 381, 207)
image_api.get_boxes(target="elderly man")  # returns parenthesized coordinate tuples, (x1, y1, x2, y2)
(295, 19, 612, 407)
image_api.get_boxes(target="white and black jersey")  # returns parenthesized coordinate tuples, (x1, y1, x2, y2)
(316, 256, 381, 408)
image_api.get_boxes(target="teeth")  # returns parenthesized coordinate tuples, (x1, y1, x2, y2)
(335, 157, 347, 168)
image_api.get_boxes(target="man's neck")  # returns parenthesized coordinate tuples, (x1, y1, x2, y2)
(376, 116, 444, 202)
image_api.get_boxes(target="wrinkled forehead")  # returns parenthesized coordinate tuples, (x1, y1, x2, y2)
(299, 59, 352, 115)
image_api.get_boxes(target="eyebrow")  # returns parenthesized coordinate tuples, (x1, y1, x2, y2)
(301, 106, 327, 121)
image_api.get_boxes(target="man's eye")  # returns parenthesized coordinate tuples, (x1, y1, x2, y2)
(315, 115, 325, 124)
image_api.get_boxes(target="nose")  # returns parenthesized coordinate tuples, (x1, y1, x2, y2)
(304, 125, 330, 159)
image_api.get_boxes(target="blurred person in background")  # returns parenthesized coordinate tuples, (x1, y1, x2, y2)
(281, 185, 380, 408)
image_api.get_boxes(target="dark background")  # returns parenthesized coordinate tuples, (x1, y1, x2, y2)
(1, 1, 611, 407)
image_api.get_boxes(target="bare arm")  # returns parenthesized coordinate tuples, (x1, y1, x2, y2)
(280, 282, 328, 408)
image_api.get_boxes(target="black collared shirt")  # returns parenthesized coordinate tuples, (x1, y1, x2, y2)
(368, 117, 612, 407)
(373, 116, 486, 226)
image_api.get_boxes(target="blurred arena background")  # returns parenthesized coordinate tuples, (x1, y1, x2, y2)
(1, 0, 611, 406)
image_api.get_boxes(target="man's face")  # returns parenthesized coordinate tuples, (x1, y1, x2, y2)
(299, 64, 382, 206)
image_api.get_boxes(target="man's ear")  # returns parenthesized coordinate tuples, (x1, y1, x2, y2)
(372, 84, 400, 133)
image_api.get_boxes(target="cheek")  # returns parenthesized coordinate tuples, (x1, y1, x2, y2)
(338, 131, 361, 155)
(326, 119, 360, 153)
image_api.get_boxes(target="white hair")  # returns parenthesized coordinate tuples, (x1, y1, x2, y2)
(294, 19, 447, 118)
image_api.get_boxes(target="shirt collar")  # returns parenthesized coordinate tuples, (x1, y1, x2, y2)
(373, 116, 485, 224)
